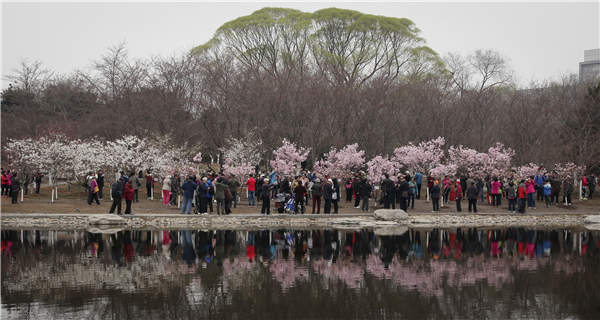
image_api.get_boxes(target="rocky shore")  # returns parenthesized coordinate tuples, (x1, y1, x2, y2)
(2, 210, 598, 233)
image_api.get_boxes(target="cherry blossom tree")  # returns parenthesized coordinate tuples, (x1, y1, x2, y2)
(392, 137, 445, 175)
(482, 143, 515, 177)
(314, 143, 365, 178)
(514, 163, 540, 179)
(552, 162, 585, 180)
(448, 143, 514, 178)
(429, 163, 458, 179)
(270, 139, 310, 176)
(367, 155, 399, 184)
(219, 135, 262, 166)
(222, 158, 254, 179)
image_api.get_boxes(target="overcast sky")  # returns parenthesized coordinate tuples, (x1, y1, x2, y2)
(2, 1, 599, 88)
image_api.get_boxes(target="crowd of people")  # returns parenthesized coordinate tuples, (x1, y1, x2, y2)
(1, 169, 44, 204)
(3, 165, 599, 216)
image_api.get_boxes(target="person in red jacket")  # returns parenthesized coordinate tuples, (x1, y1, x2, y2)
(455, 180, 463, 212)
(124, 181, 135, 214)
(517, 180, 527, 214)
(1, 170, 8, 196)
(246, 174, 256, 206)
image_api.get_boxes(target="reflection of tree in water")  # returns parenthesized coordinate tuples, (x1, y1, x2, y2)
(1, 229, 599, 319)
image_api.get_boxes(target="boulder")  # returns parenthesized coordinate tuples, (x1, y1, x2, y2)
(88, 214, 127, 226)
(584, 215, 600, 224)
(374, 209, 408, 221)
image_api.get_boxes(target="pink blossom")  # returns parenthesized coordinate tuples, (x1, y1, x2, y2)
(270, 139, 310, 176)
(367, 155, 399, 183)
(315, 143, 365, 178)
(392, 137, 445, 175)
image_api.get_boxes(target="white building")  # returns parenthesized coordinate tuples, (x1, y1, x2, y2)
(579, 49, 600, 82)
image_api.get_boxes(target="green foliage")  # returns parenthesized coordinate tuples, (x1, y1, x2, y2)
(192, 7, 441, 85)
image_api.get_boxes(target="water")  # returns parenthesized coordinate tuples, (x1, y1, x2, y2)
(1, 228, 599, 319)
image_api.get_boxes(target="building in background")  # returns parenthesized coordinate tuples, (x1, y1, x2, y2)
(579, 49, 600, 82)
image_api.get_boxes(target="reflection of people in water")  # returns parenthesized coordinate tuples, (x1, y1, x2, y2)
(123, 231, 134, 263)
(111, 232, 123, 266)
(181, 230, 196, 266)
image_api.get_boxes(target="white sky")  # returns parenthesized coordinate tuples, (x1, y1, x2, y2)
(2, 1, 599, 88)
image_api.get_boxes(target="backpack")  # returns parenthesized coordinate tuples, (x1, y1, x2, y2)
(111, 182, 121, 197)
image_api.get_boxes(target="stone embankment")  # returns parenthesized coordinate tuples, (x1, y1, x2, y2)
(3, 210, 599, 233)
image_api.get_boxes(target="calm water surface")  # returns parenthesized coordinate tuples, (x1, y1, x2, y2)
(1, 228, 599, 319)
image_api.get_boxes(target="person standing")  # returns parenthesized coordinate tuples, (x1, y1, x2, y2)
(181, 176, 196, 215)
(246, 174, 256, 206)
(332, 178, 340, 214)
(1, 170, 8, 196)
(534, 172, 545, 202)
(34, 171, 43, 194)
(414, 172, 423, 199)
(543, 180, 552, 208)
(398, 176, 409, 211)
(564, 179, 573, 205)
(381, 174, 395, 209)
(311, 179, 323, 214)
(475, 178, 484, 203)
(10, 173, 20, 204)
(197, 177, 209, 214)
(95, 170, 103, 200)
(132, 171, 142, 203)
(261, 178, 271, 215)
(551, 178, 561, 205)
(345, 179, 353, 202)
(323, 179, 333, 214)
(123, 181, 135, 214)
(230, 176, 241, 209)
(506, 181, 517, 213)
(88, 176, 101, 205)
(162, 176, 172, 206)
(467, 182, 478, 213)
(145, 170, 153, 199)
(352, 175, 361, 208)
(588, 174, 596, 199)
(430, 180, 441, 212)
(214, 178, 227, 216)
(491, 178, 501, 207)
(518, 180, 527, 214)
(408, 178, 417, 209)
(206, 176, 214, 213)
(294, 178, 307, 214)
(526, 176, 536, 209)
(359, 178, 372, 212)
(455, 181, 463, 212)
(109, 178, 124, 215)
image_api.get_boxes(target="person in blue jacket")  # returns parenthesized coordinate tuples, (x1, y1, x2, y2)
(205, 176, 214, 213)
(414, 172, 423, 199)
(534, 172, 546, 202)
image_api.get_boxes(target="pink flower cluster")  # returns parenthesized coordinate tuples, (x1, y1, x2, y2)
(270, 139, 310, 176)
(393, 137, 445, 175)
(367, 155, 399, 183)
(314, 143, 365, 178)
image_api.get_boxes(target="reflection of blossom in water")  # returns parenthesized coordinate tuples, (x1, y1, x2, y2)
(362, 255, 580, 297)
(311, 259, 365, 289)
(269, 259, 309, 291)
(221, 257, 260, 293)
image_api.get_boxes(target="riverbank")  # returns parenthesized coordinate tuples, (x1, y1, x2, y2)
(2, 211, 598, 232)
